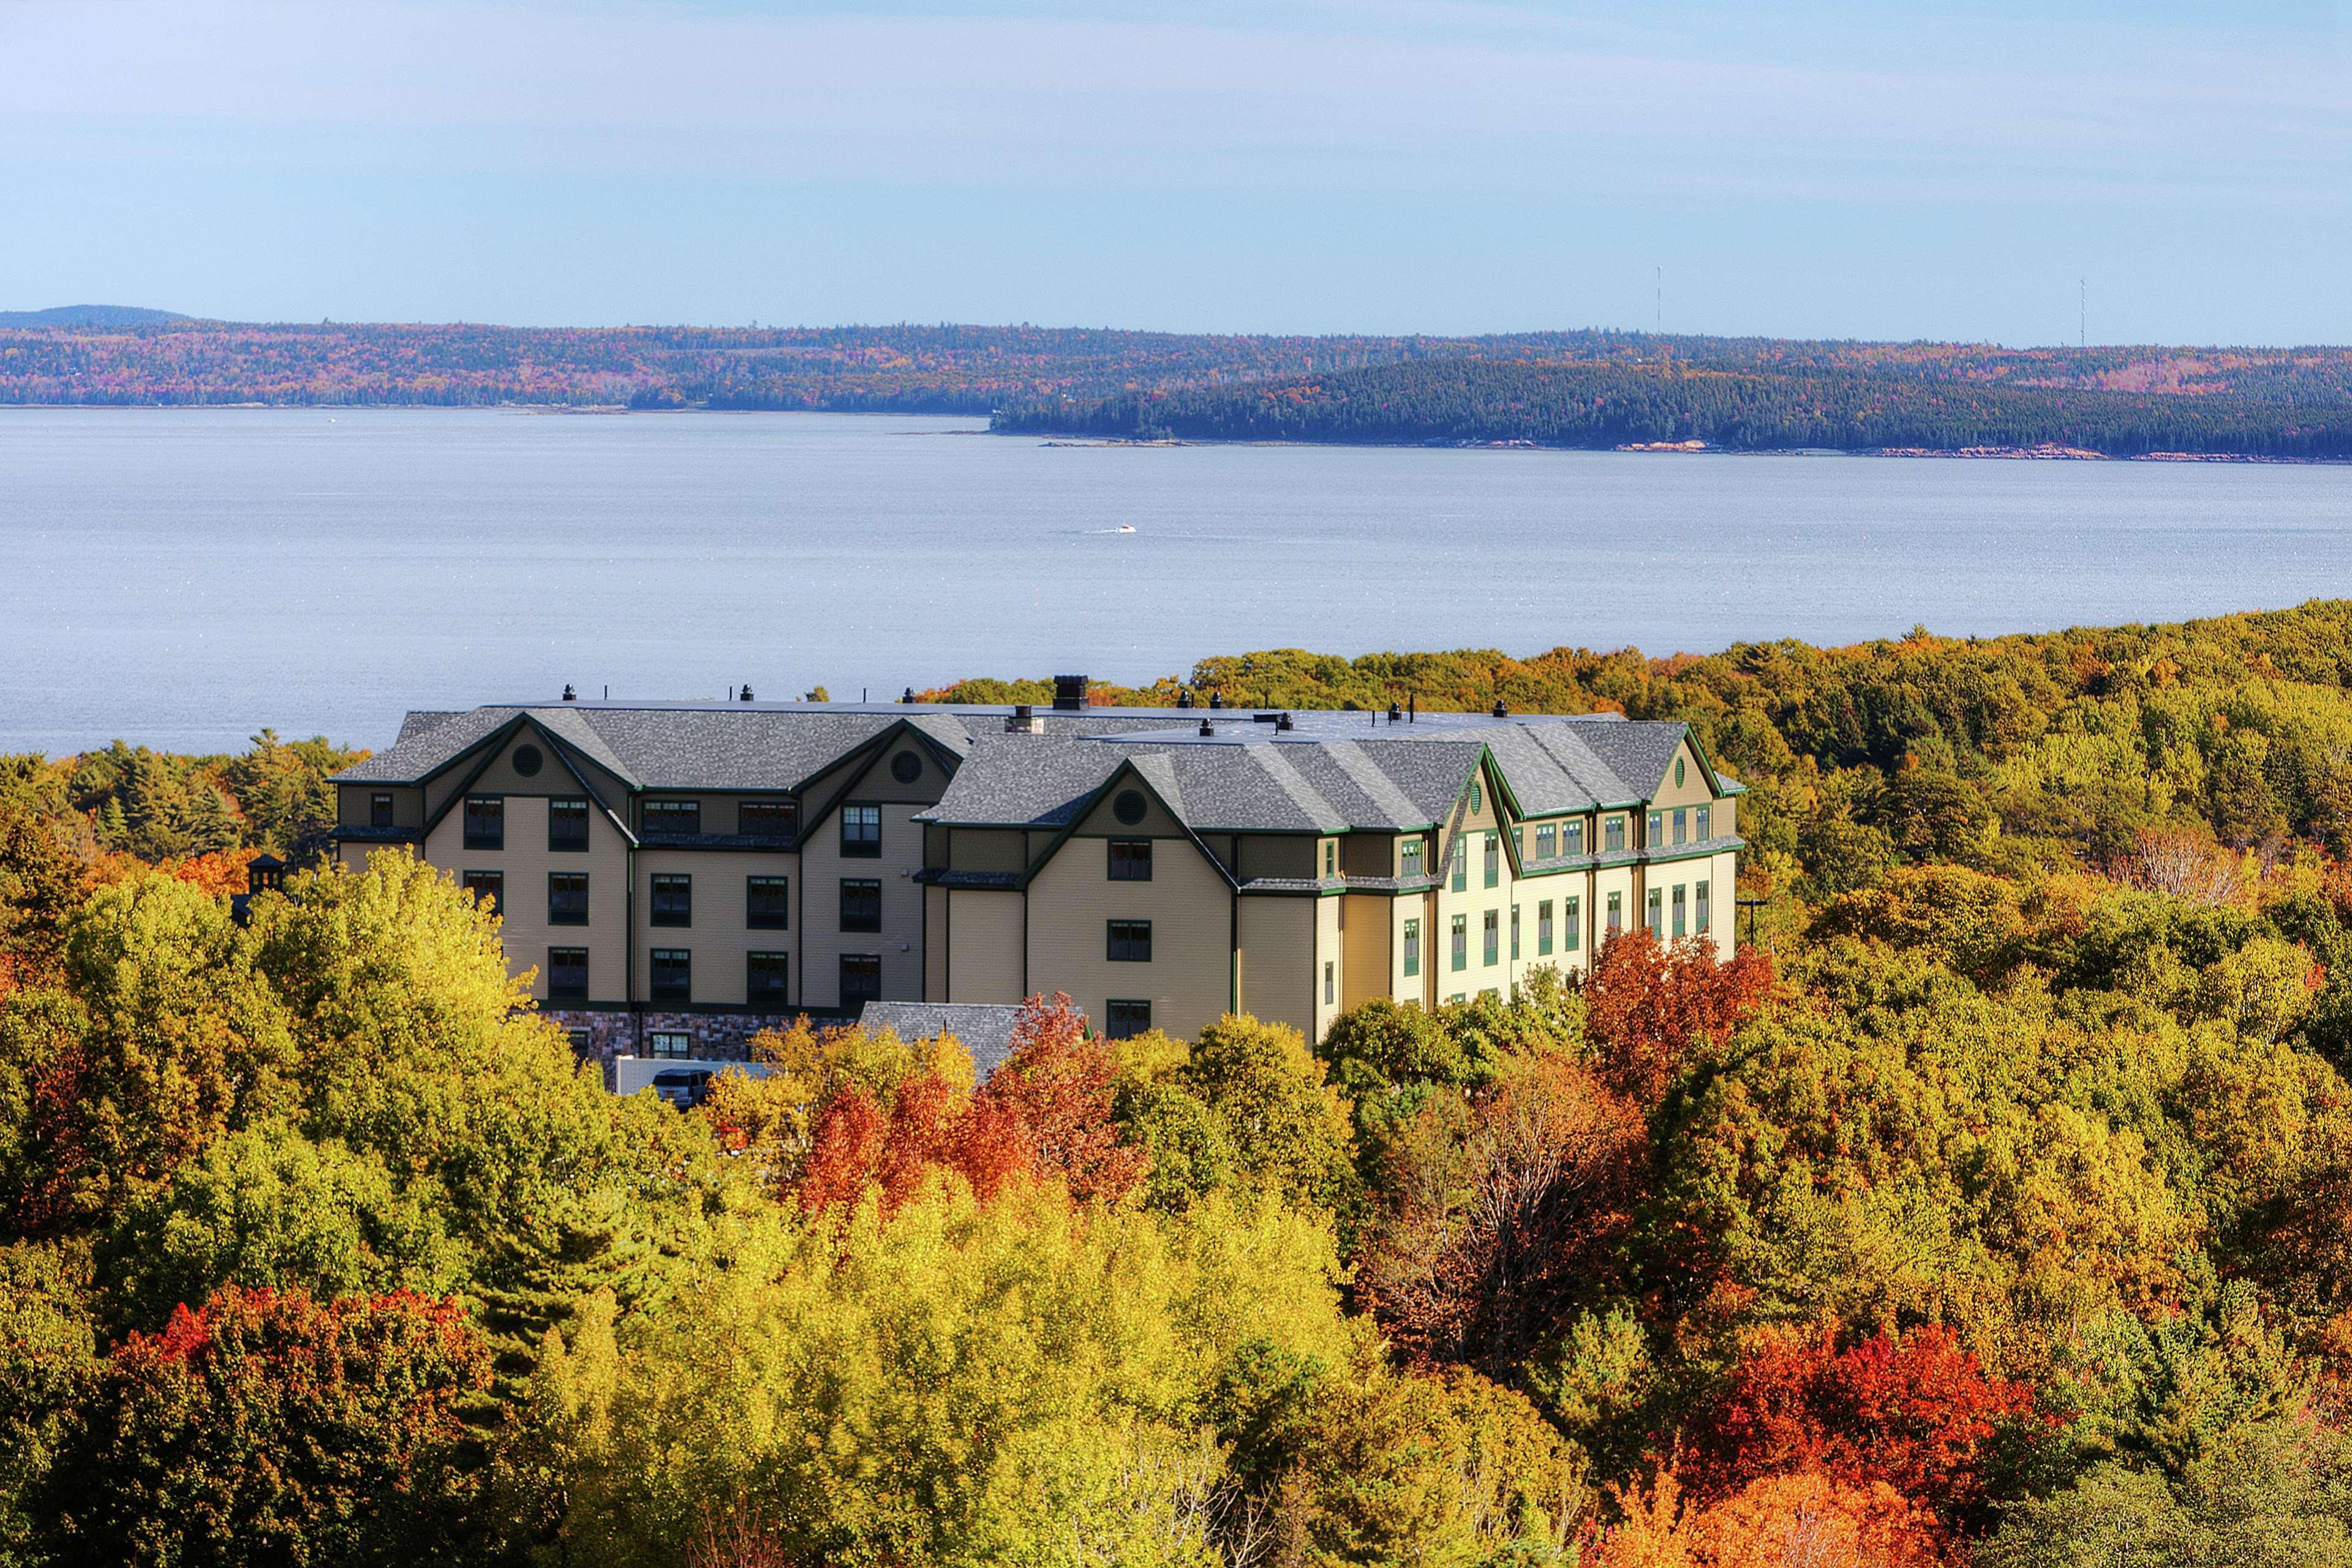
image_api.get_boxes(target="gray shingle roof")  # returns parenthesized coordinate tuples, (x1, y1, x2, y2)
(857, 1001, 1025, 1079)
(333, 702, 1727, 834)
(334, 706, 967, 791)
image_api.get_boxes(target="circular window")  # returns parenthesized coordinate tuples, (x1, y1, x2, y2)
(891, 750, 923, 784)
(513, 744, 543, 777)
(1112, 788, 1147, 826)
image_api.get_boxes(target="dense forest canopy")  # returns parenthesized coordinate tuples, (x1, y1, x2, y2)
(991, 358, 2352, 458)
(10, 317, 2352, 453)
(18, 601, 2352, 1562)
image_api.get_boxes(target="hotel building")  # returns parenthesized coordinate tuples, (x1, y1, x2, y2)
(330, 686, 1743, 1061)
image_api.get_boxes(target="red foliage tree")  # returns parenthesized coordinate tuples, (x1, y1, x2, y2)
(793, 993, 1144, 1215)
(63, 1287, 492, 1564)
(968, 993, 1145, 1204)
(1583, 929, 1777, 1103)
(1684, 1322, 2030, 1529)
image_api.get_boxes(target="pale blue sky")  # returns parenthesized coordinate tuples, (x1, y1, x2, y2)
(3, 0, 2347, 344)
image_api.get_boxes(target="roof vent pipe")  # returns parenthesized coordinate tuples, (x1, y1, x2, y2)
(740, 685, 755, 702)
(1199, 718, 1215, 736)
(1493, 699, 1509, 717)
(1275, 712, 1294, 731)
(1409, 695, 1417, 723)
(901, 687, 916, 704)
(1208, 692, 1225, 710)
(562, 684, 577, 702)
(1387, 700, 1403, 723)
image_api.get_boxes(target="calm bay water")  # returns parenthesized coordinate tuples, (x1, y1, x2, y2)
(4, 407, 2350, 755)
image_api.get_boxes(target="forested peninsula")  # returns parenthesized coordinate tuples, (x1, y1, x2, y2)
(15, 602, 2352, 1562)
(11, 312, 2352, 456)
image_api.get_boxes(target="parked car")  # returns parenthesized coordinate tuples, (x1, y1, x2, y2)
(650, 1068, 716, 1110)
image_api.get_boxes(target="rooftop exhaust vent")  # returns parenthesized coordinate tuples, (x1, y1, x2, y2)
(1052, 674, 1088, 712)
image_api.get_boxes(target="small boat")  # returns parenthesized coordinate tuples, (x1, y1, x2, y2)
(1116, 524, 1136, 533)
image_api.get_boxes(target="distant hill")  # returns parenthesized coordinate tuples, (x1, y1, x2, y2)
(4, 314, 2352, 456)
(0, 304, 187, 328)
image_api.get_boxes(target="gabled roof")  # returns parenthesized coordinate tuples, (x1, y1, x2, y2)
(334, 706, 968, 792)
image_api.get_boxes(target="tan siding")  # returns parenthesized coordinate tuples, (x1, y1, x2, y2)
(1653, 739, 1716, 808)
(1236, 835, 1314, 881)
(634, 850, 801, 1007)
(1340, 893, 1390, 1011)
(1341, 833, 1395, 879)
(924, 886, 949, 998)
(1028, 836, 1231, 1040)
(1237, 894, 1314, 1035)
(948, 889, 1025, 1005)
(424, 795, 630, 1005)
(338, 784, 422, 829)
(1072, 781, 1186, 840)
(951, 829, 1027, 874)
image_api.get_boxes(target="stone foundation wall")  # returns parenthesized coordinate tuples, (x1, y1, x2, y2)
(545, 1009, 807, 1086)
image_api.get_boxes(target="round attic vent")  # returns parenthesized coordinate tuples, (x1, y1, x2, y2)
(1112, 789, 1147, 826)
(891, 750, 923, 784)
(513, 744, 543, 777)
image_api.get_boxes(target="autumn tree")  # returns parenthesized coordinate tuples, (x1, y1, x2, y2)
(55, 1286, 493, 1567)
(1356, 1049, 1645, 1376)
(1583, 929, 1777, 1104)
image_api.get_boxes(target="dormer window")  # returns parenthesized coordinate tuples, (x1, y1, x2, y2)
(740, 801, 796, 839)
(644, 799, 700, 835)
(1401, 837, 1425, 879)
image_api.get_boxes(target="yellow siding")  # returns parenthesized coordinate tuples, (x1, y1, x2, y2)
(1313, 894, 1344, 1042)
(424, 794, 630, 1005)
(1028, 835, 1232, 1040)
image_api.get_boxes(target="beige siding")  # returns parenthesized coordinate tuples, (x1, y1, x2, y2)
(1072, 778, 1188, 840)
(1393, 892, 1436, 1007)
(633, 849, 801, 1007)
(1313, 894, 1344, 1042)
(801, 803, 927, 1009)
(424, 794, 630, 1005)
(947, 889, 1026, 1005)
(1237, 894, 1315, 1035)
(1027, 835, 1232, 1041)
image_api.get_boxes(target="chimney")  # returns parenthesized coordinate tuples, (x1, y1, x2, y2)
(1052, 674, 1088, 712)
(1006, 704, 1044, 735)
(1275, 712, 1294, 732)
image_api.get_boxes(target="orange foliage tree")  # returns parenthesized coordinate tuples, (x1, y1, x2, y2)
(1590, 1468, 1941, 1568)
(1583, 929, 1777, 1103)
(1684, 1322, 2030, 1531)
(794, 994, 1144, 1215)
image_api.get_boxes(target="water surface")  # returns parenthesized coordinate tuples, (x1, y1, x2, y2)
(4, 409, 2348, 754)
